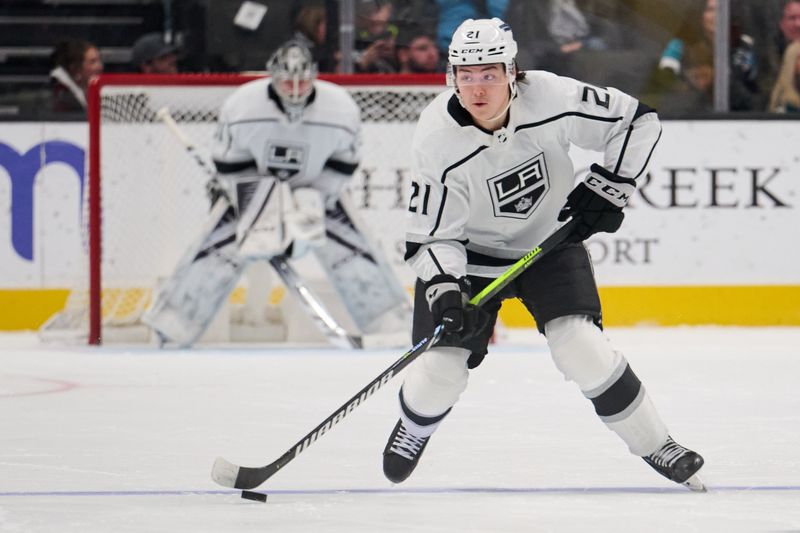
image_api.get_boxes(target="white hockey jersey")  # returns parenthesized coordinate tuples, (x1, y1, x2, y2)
(405, 70, 662, 281)
(212, 78, 362, 202)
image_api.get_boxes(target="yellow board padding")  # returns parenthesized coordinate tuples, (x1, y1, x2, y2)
(2, 285, 800, 330)
(0, 286, 289, 330)
(0, 289, 71, 329)
(497, 285, 800, 328)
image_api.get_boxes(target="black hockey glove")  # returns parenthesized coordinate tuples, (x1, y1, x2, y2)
(425, 274, 489, 342)
(558, 163, 636, 243)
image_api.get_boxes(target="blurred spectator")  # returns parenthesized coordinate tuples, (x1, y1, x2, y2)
(354, 0, 399, 73)
(505, 0, 622, 73)
(50, 38, 103, 114)
(781, 0, 800, 42)
(392, 0, 439, 38)
(769, 40, 800, 112)
(642, 0, 759, 112)
(292, 5, 331, 69)
(131, 33, 179, 74)
(396, 26, 443, 73)
(760, 0, 800, 110)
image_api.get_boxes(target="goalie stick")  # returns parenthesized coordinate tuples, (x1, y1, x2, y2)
(269, 256, 361, 349)
(211, 217, 579, 490)
(155, 107, 218, 178)
(156, 107, 360, 349)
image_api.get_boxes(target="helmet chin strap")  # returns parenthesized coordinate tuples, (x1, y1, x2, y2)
(487, 94, 513, 123)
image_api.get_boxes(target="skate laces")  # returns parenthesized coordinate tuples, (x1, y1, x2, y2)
(648, 437, 688, 467)
(390, 424, 427, 461)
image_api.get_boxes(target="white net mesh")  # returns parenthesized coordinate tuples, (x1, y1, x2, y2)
(42, 76, 444, 343)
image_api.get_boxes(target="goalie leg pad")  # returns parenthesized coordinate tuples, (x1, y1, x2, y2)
(142, 202, 246, 347)
(312, 194, 411, 336)
(400, 346, 470, 424)
(545, 314, 668, 456)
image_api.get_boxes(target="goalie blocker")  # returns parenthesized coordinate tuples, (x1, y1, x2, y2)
(142, 175, 410, 347)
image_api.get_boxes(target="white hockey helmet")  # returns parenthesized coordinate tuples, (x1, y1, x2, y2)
(446, 18, 518, 98)
(267, 40, 318, 120)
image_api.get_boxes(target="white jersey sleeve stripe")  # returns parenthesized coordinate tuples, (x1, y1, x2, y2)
(440, 145, 490, 184)
(429, 186, 449, 236)
(426, 248, 446, 276)
(602, 110, 662, 180)
(515, 111, 623, 133)
(633, 125, 662, 179)
(429, 145, 488, 236)
(612, 125, 635, 175)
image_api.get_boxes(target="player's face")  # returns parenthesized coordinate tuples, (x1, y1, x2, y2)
(702, 0, 716, 37)
(77, 46, 103, 88)
(455, 64, 510, 130)
(781, 2, 800, 42)
(275, 77, 313, 103)
(408, 37, 439, 73)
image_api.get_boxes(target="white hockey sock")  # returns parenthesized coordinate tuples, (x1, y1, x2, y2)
(604, 391, 669, 456)
(399, 345, 470, 434)
(545, 315, 668, 456)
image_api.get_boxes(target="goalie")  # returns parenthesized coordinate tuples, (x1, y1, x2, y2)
(142, 41, 410, 347)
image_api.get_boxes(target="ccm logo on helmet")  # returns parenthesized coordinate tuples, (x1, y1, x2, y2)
(460, 48, 484, 53)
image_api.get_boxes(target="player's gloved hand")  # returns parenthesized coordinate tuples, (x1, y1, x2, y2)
(425, 275, 490, 342)
(206, 176, 230, 206)
(558, 163, 636, 243)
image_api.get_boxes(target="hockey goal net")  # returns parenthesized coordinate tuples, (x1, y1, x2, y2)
(42, 73, 445, 345)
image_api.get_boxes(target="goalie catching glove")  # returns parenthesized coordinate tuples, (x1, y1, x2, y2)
(558, 163, 636, 243)
(425, 274, 490, 345)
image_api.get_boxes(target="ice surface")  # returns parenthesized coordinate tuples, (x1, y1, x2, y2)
(1, 327, 798, 532)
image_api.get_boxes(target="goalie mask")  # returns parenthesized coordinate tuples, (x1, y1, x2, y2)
(446, 18, 518, 105)
(267, 41, 318, 121)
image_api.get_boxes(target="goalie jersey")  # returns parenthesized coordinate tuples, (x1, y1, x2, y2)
(405, 70, 662, 281)
(212, 78, 361, 202)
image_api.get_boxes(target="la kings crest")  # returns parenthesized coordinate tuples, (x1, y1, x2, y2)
(486, 152, 549, 219)
(265, 141, 307, 180)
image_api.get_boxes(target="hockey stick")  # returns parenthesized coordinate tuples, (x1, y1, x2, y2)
(156, 107, 360, 349)
(155, 107, 218, 178)
(211, 217, 579, 490)
(268, 256, 362, 349)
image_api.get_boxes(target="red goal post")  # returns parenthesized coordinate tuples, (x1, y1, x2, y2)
(79, 73, 445, 345)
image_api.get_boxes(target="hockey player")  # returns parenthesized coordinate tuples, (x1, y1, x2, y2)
(142, 40, 409, 347)
(382, 18, 705, 490)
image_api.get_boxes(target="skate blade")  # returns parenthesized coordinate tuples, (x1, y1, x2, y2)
(683, 474, 706, 492)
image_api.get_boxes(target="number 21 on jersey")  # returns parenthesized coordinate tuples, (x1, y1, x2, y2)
(408, 181, 430, 215)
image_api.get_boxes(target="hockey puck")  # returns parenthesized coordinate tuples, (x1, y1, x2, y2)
(241, 490, 267, 503)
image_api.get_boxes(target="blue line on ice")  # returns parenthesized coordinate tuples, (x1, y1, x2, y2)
(2, 485, 798, 497)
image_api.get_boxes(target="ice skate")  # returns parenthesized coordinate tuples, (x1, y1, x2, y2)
(643, 436, 706, 491)
(383, 419, 430, 483)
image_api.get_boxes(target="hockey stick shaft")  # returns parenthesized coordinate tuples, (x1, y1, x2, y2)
(211, 217, 579, 490)
(156, 106, 216, 177)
